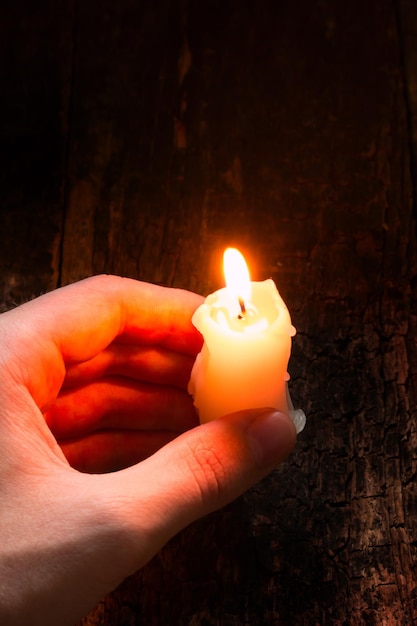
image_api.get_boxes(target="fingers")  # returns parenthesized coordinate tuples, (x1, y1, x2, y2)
(34, 276, 202, 362)
(45, 378, 198, 439)
(60, 430, 180, 473)
(0, 276, 203, 409)
(5, 275, 203, 360)
(63, 345, 196, 390)
(98, 409, 297, 570)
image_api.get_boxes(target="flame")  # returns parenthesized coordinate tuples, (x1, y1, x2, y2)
(223, 248, 251, 303)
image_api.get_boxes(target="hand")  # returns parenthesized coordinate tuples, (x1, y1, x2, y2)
(43, 279, 204, 474)
(0, 275, 296, 625)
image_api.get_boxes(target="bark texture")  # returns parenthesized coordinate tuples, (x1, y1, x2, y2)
(1, 0, 417, 624)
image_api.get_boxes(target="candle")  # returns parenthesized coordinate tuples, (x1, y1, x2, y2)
(188, 248, 306, 434)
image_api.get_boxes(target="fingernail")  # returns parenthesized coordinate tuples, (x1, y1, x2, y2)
(247, 410, 297, 467)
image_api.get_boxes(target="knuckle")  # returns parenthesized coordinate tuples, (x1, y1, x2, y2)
(184, 439, 227, 504)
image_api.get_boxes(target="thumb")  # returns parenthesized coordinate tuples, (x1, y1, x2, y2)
(102, 408, 296, 570)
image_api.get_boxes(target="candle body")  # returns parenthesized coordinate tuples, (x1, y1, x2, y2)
(188, 279, 306, 433)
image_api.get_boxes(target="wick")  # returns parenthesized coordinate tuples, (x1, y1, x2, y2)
(238, 297, 246, 320)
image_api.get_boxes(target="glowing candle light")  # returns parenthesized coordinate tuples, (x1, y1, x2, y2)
(188, 248, 305, 433)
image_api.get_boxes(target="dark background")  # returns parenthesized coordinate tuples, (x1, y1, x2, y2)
(1, 1, 417, 623)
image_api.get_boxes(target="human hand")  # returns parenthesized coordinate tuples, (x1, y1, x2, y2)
(43, 278, 204, 473)
(0, 275, 296, 625)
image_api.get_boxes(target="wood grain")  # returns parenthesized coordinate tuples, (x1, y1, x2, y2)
(0, 2, 74, 310)
(1, 0, 417, 623)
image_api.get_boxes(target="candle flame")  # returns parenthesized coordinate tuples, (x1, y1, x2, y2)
(223, 248, 251, 303)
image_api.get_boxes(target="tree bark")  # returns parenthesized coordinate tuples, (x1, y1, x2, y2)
(1, 0, 417, 623)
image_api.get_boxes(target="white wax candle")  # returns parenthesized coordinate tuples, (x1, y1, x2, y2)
(188, 248, 306, 434)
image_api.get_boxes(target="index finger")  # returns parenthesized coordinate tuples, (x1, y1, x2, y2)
(0, 275, 203, 408)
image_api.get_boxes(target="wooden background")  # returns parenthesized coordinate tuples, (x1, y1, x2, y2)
(1, 0, 417, 623)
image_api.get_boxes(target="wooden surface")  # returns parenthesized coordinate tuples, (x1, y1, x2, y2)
(1, 0, 417, 623)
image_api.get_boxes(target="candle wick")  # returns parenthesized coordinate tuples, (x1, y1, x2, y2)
(238, 297, 246, 320)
